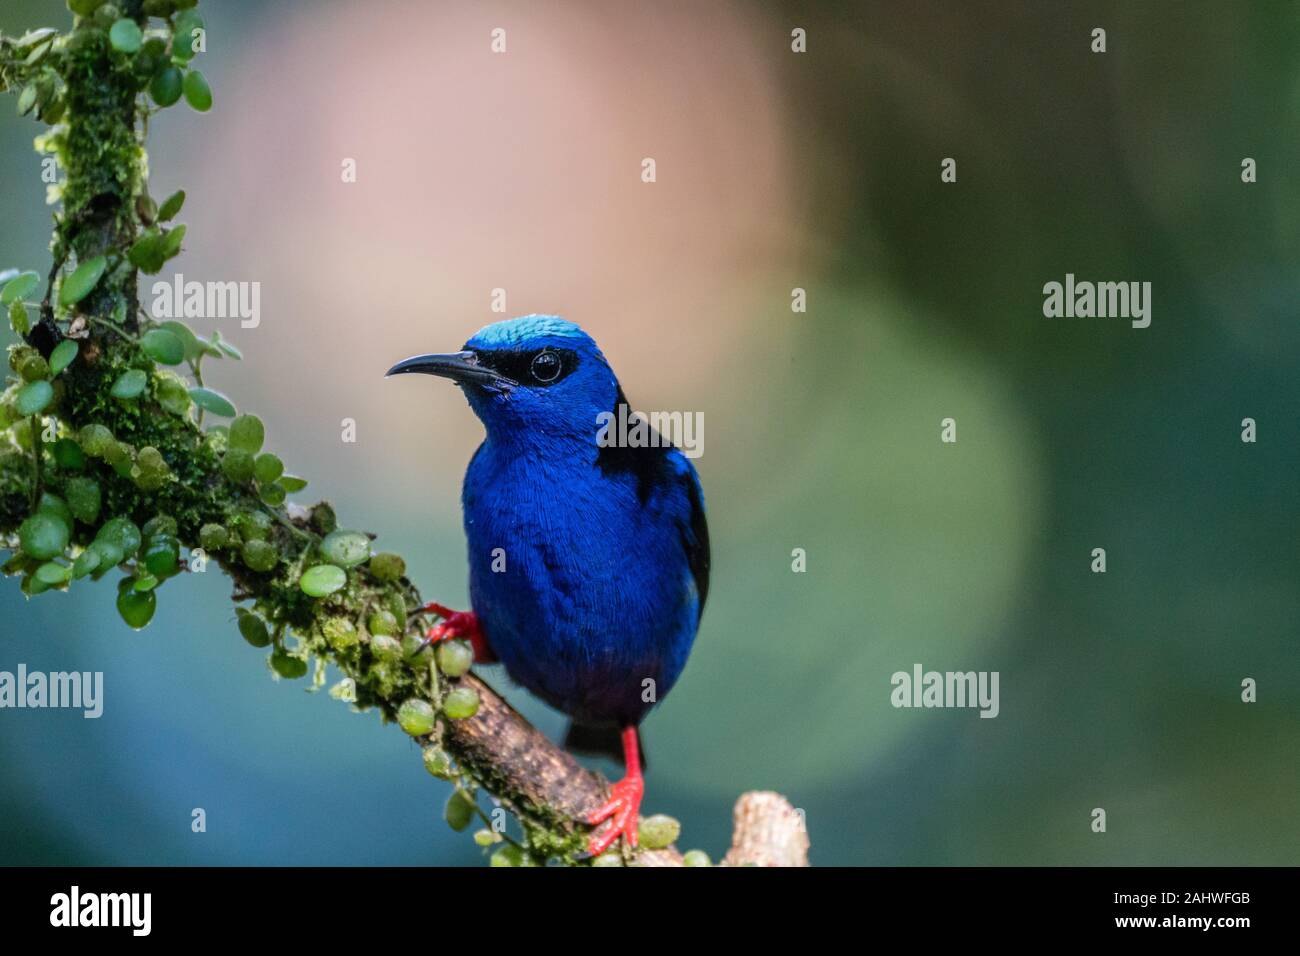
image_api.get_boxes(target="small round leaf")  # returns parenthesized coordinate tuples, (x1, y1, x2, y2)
(110, 369, 148, 399)
(140, 328, 185, 365)
(189, 387, 236, 417)
(109, 18, 143, 53)
(228, 414, 265, 454)
(19, 512, 70, 560)
(15, 380, 53, 416)
(49, 339, 79, 375)
(0, 270, 39, 305)
(59, 256, 107, 307)
(182, 70, 212, 111)
(158, 189, 186, 221)
(300, 564, 346, 597)
(150, 67, 183, 107)
(116, 587, 157, 629)
(320, 530, 370, 569)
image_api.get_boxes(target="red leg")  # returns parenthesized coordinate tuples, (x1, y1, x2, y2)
(585, 726, 645, 856)
(417, 602, 496, 663)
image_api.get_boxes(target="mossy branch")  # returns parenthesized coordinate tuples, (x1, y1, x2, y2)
(0, 2, 807, 867)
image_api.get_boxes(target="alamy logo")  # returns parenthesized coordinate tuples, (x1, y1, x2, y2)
(149, 273, 261, 328)
(890, 664, 1000, 718)
(596, 404, 703, 459)
(50, 886, 151, 936)
(0, 664, 102, 718)
(1042, 273, 1151, 328)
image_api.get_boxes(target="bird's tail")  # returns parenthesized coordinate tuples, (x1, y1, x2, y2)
(563, 722, 647, 771)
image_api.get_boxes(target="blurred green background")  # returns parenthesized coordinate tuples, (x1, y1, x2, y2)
(2, 0, 1297, 865)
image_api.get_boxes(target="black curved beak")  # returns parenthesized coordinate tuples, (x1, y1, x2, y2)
(385, 351, 513, 388)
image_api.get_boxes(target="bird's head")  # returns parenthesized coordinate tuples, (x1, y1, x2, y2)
(386, 315, 619, 445)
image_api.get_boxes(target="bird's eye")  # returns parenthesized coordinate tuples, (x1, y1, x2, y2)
(530, 350, 562, 383)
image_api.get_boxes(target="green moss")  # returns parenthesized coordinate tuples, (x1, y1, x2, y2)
(0, 3, 606, 867)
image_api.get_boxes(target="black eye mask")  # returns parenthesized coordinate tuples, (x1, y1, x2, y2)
(475, 347, 579, 387)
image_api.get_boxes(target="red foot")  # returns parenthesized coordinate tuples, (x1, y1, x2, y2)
(417, 602, 496, 663)
(585, 726, 645, 856)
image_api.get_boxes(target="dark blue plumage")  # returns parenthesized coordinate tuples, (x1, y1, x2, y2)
(458, 318, 707, 729)
(387, 316, 708, 853)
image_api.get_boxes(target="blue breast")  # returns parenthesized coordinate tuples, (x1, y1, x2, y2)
(461, 437, 707, 726)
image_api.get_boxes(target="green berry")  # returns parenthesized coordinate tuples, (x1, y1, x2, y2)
(367, 609, 398, 637)
(397, 698, 437, 736)
(637, 814, 681, 850)
(436, 639, 473, 678)
(590, 851, 625, 867)
(444, 791, 475, 832)
(19, 353, 49, 382)
(367, 552, 405, 583)
(442, 686, 480, 720)
(198, 523, 228, 550)
(422, 745, 454, 780)
(682, 849, 711, 867)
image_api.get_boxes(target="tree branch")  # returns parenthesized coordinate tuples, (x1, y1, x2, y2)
(0, 1, 806, 867)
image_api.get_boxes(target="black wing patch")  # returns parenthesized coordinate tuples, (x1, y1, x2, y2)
(682, 464, 710, 617)
(596, 388, 710, 618)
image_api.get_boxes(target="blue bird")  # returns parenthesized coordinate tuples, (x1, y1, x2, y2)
(386, 316, 709, 855)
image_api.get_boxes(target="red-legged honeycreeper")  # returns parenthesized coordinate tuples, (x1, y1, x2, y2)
(387, 316, 709, 855)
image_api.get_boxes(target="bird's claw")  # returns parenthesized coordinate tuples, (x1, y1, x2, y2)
(585, 774, 645, 857)
(416, 603, 496, 663)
